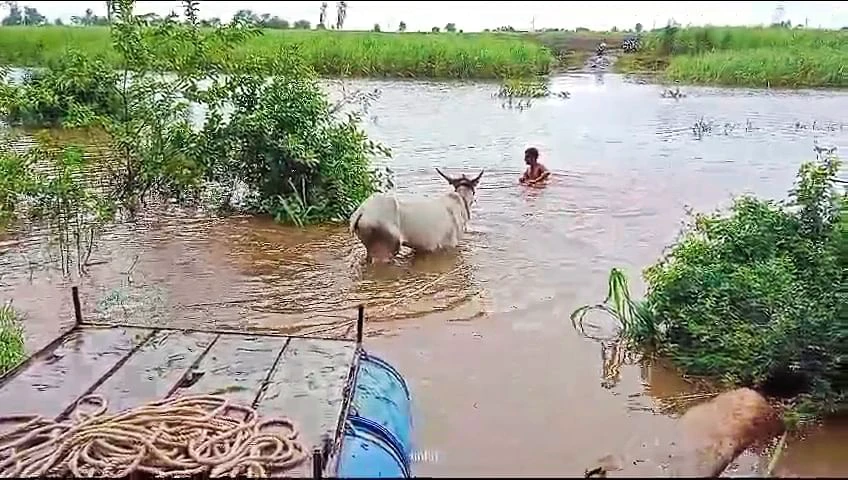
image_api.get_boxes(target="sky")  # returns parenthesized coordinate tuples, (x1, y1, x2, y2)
(11, 1, 848, 32)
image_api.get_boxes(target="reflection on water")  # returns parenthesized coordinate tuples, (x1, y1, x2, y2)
(1, 73, 847, 476)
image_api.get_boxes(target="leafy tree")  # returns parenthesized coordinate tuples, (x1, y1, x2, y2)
(232, 9, 259, 25)
(264, 16, 289, 29)
(398, 20, 406, 32)
(635, 22, 643, 33)
(1, 1, 22, 25)
(22, 6, 46, 25)
(444, 22, 456, 32)
(293, 19, 310, 29)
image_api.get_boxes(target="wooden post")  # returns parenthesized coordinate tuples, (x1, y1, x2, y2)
(71, 286, 83, 327)
(356, 305, 364, 345)
(312, 446, 323, 479)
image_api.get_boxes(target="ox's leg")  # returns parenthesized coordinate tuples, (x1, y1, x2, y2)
(365, 230, 401, 264)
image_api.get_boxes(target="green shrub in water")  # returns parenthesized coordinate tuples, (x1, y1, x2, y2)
(0, 0, 391, 226)
(645, 156, 845, 415)
(578, 156, 846, 417)
(0, 51, 121, 127)
(194, 49, 391, 226)
(0, 149, 36, 228)
(0, 302, 25, 375)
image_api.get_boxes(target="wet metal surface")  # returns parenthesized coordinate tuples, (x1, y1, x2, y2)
(169, 335, 287, 407)
(0, 325, 358, 474)
(0, 327, 150, 418)
(2, 74, 847, 476)
(92, 330, 216, 413)
(256, 338, 357, 448)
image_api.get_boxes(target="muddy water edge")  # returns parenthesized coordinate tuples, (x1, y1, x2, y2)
(1, 73, 847, 476)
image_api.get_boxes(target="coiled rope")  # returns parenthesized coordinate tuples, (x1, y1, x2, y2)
(0, 394, 308, 478)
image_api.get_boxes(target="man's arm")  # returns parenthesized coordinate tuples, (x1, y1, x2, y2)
(518, 168, 529, 184)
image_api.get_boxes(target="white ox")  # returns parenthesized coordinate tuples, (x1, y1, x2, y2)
(349, 168, 484, 263)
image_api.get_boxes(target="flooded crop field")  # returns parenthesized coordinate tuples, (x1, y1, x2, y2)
(1, 73, 847, 476)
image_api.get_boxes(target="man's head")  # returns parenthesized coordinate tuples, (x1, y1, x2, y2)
(524, 147, 539, 166)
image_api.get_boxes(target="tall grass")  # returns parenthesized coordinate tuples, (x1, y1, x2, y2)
(0, 302, 25, 375)
(665, 47, 848, 88)
(641, 26, 848, 55)
(0, 26, 554, 79)
(634, 26, 848, 88)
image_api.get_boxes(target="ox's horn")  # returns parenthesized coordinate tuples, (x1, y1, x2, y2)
(472, 169, 484, 183)
(435, 167, 454, 183)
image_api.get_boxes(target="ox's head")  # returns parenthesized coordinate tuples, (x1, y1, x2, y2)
(435, 168, 484, 209)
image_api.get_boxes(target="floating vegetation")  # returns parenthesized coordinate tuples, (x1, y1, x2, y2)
(570, 268, 660, 346)
(660, 86, 686, 99)
(496, 78, 552, 98)
(813, 139, 838, 160)
(691, 117, 714, 139)
(494, 78, 569, 110)
(794, 120, 846, 132)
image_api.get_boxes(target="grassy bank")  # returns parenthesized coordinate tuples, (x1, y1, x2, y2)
(0, 302, 25, 375)
(0, 26, 554, 79)
(621, 26, 848, 88)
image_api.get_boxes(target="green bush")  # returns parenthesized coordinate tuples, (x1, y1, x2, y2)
(0, 50, 121, 127)
(0, 149, 35, 228)
(0, 0, 391, 227)
(641, 156, 845, 415)
(196, 51, 390, 225)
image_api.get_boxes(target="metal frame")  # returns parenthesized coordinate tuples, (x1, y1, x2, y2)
(0, 286, 370, 479)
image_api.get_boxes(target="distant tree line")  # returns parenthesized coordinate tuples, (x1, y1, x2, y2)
(0, 0, 348, 30)
(4, 2, 828, 33)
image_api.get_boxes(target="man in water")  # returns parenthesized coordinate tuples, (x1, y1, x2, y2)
(519, 147, 550, 186)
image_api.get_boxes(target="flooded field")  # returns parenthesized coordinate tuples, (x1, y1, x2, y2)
(1, 73, 847, 476)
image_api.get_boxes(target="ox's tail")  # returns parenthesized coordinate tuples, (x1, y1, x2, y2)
(349, 193, 402, 263)
(349, 202, 365, 235)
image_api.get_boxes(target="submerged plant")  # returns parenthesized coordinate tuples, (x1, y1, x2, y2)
(26, 141, 117, 278)
(0, 301, 25, 375)
(570, 267, 661, 347)
(496, 78, 551, 98)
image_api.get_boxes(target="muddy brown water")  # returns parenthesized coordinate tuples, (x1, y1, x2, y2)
(1, 73, 847, 476)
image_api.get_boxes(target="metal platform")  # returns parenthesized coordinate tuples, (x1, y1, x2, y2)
(0, 287, 366, 478)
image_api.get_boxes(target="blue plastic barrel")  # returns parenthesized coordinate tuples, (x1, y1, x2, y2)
(350, 352, 413, 460)
(337, 416, 410, 478)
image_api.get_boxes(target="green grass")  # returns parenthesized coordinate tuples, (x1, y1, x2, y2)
(642, 26, 848, 54)
(0, 26, 555, 79)
(0, 302, 25, 375)
(619, 26, 848, 88)
(665, 47, 847, 88)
